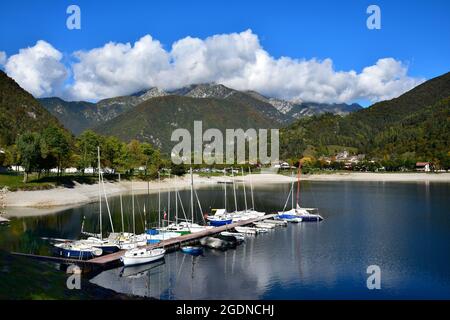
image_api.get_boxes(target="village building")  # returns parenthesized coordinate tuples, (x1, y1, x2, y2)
(416, 162, 431, 172)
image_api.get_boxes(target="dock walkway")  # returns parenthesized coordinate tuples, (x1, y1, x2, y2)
(12, 214, 277, 269)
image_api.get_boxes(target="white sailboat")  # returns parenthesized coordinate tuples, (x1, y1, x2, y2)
(121, 247, 166, 266)
(159, 168, 213, 234)
(147, 174, 182, 243)
(210, 167, 265, 223)
(278, 162, 323, 222)
(114, 178, 147, 248)
(233, 167, 265, 219)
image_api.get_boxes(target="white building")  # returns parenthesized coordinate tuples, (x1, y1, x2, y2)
(416, 162, 431, 172)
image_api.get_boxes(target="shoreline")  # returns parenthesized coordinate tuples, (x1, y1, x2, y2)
(2, 172, 449, 215)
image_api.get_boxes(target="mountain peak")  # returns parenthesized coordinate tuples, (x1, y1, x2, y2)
(170, 83, 236, 99)
(137, 87, 168, 101)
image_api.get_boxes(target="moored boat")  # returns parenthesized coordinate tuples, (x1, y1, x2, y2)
(120, 248, 166, 266)
(77, 237, 120, 254)
(181, 246, 203, 255)
(54, 242, 103, 259)
(278, 162, 323, 222)
(234, 226, 258, 235)
(220, 231, 245, 241)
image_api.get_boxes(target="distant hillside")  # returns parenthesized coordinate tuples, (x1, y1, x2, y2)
(39, 88, 167, 134)
(245, 90, 362, 119)
(0, 71, 64, 146)
(38, 98, 96, 135)
(169, 83, 291, 124)
(280, 72, 450, 162)
(41, 83, 362, 136)
(94, 95, 277, 154)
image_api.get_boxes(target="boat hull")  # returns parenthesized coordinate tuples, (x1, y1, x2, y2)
(121, 251, 165, 267)
(181, 246, 203, 255)
(91, 245, 120, 254)
(54, 247, 101, 260)
(207, 218, 233, 226)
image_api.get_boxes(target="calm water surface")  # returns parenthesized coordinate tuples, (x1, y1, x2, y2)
(1, 181, 450, 299)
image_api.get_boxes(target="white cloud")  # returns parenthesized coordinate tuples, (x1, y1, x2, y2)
(3, 31, 424, 103)
(0, 51, 6, 66)
(69, 35, 170, 100)
(4, 40, 68, 97)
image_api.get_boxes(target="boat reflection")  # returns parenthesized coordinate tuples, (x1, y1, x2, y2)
(119, 259, 166, 279)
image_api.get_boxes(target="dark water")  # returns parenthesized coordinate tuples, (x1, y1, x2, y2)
(1, 181, 450, 299)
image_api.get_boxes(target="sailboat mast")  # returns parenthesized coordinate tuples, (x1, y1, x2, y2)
(175, 187, 178, 225)
(291, 172, 295, 209)
(249, 167, 255, 210)
(190, 167, 194, 224)
(146, 178, 149, 231)
(158, 171, 161, 228)
(224, 169, 227, 211)
(97, 146, 102, 240)
(119, 173, 124, 233)
(232, 168, 238, 212)
(168, 171, 171, 225)
(296, 160, 301, 207)
(242, 168, 248, 212)
(132, 178, 135, 235)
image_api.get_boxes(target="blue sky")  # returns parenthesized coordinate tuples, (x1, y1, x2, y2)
(0, 0, 449, 104)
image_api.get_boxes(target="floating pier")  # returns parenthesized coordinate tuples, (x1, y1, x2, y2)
(11, 214, 278, 272)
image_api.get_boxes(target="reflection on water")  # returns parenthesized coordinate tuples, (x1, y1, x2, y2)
(1, 181, 450, 299)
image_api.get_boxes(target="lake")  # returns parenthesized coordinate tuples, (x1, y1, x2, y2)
(1, 181, 450, 299)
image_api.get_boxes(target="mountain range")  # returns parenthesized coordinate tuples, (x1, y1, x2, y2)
(280, 72, 450, 164)
(39, 83, 362, 135)
(1, 69, 448, 165)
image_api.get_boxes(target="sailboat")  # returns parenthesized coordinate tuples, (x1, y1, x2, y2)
(278, 162, 323, 222)
(208, 167, 265, 224)
(121, 247, 166, 267)
(233, 167, 265, 219)
(206, 169, 234, 226)
(158, 168, 213, 233)
(54, 147, 120, 257)
(146, 173, 182, 243)
(113, 177, 147, 249)
(54, 241, 103, 259)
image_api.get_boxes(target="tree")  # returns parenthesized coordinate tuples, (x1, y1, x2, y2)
(141, 142, 161, 177)
(102, 136, 123, 171)
(122, 140, 145, 173)
(41, 126, 72, 176)
(76, 130, 101, 175)
(16, 132, 41, 182)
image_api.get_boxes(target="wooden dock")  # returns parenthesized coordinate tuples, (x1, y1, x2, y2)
(11, 214, 278, 271)
(88, 214, 277, 267)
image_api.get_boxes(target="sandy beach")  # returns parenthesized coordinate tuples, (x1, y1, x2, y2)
(2, 172, 449, 215)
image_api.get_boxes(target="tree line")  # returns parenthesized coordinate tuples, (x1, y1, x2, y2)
(0, 127, 167, 183)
